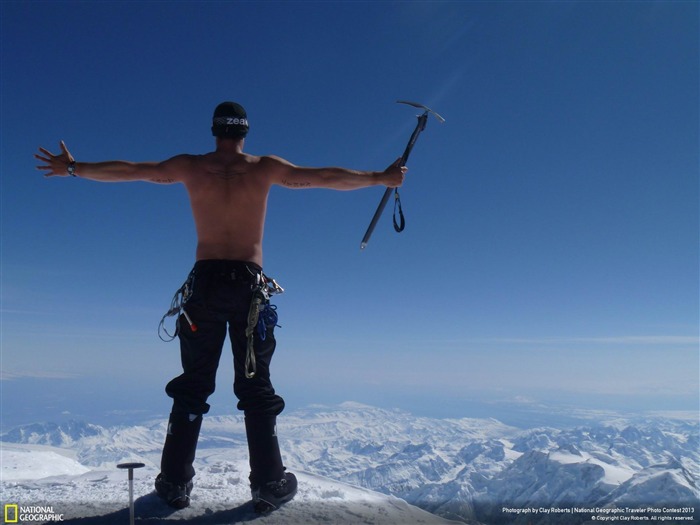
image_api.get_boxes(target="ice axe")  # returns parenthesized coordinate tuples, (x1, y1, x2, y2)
(360, 100, 445, 250)
(117, 462, 145, 525)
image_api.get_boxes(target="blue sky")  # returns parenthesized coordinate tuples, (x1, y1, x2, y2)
(1, 1, 698, 427)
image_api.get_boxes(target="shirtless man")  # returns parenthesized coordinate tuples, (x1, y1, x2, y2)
(35, 101, 406, 513)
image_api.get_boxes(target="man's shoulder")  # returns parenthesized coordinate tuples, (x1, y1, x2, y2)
(258, 154, 294, 168)
(164, 152, 200, 166)
(259, 154, 289, 162)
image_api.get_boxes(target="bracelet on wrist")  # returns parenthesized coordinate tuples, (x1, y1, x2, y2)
(67, 161, 77, 177)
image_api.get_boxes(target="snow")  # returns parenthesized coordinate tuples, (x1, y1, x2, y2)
(1, 444, 90, 480)
(549, 449, 635, 485)
(596, 461, 637, 486)
(1, 445, 461, 524)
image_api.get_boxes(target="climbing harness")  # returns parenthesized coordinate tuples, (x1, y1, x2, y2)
(244, 273, 284, 379)
(158, 266, 284, 379)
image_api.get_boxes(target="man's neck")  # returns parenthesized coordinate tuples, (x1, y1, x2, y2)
(215, 137, 245, 154)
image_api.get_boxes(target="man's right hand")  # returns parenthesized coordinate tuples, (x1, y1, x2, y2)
(382, 158, 407, 188)
(35, 141, 75, 177)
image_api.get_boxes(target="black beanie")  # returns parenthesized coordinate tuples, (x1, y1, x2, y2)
(212, 102, 249, 138)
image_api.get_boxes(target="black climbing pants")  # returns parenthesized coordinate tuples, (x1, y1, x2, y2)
(160, 259, 285, 484)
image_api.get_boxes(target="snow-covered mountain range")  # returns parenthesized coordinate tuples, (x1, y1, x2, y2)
(1, 402, 698, 524)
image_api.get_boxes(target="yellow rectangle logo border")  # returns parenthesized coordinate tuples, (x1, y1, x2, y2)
(4, 504, 19, 523)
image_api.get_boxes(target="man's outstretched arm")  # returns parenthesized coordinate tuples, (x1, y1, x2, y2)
(263, 155, 407, 191)
(35, 141, 189, 184)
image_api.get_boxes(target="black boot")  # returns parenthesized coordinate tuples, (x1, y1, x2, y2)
(155, 473, 193, 509)
(252, 470, 298, 514)
(245, 415, 297, 512)
(245, 415, 285, 487)
(158, 413, 202, 508)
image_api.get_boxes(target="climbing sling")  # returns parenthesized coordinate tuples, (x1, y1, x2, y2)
(244, 273, 284, 378)
(158, 270, 197, 342)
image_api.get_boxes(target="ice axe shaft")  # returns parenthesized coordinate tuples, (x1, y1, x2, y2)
(359, 115, 425, 249)
(117, 462, 145, 525)
(360, 101, 444, 250)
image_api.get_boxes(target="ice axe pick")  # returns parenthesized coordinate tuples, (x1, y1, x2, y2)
(360, 100, 445, 250)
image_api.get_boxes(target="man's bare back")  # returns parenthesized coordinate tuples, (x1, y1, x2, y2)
(182, 149, 272, 265)
(35, 138, 405, 267)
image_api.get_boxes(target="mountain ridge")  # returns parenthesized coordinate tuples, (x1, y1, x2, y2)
(2, 402, 698, 524)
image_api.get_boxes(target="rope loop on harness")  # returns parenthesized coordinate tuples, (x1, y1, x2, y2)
(257, 304, 279, 340)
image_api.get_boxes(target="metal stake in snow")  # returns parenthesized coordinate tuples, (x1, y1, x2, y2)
(360, 100, 445, 250)
(117, 462, 145, 525)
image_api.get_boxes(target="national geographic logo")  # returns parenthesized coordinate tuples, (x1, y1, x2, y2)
(3, 504, 64, 523)
(3, 504, 18, 523)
